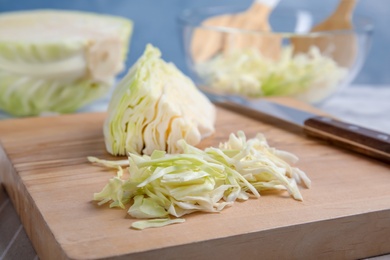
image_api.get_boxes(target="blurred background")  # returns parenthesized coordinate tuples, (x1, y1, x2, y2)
(1, 0, 389, 86)
(1, 2, 389, 258)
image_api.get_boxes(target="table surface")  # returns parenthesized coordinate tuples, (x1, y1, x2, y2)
(319, 86, 390, 134)
(0, 85, 389, 259)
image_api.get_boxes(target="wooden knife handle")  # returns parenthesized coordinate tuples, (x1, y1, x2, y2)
(304, 116, 390, 163)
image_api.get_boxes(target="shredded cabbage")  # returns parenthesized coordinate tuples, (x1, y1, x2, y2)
(195, 46, 348, 104)
(131, 218, 185, 230)
(104, 44, 216, 156)
(0, 10, 133, 116)
(89, 131, 310, 230)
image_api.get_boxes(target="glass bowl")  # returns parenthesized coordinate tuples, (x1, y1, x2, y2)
(178, 5, 373, 105)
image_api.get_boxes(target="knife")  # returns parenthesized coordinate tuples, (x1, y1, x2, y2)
(214, 98, 390, 164)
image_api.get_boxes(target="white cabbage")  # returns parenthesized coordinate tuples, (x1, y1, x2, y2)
(104, 44, 216, 156)
(131, 218, 185, 230)
(195, 46, 348, 104)
(0, 10, 133, 116)
(89, 131, 310, 229)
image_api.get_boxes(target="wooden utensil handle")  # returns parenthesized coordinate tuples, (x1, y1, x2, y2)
(332, 0, 357, 19)
(304, 116, 390, 163)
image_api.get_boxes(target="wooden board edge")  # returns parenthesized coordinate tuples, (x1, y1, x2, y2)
(106, 210, 390, 259)
(0, 142, 68, 260)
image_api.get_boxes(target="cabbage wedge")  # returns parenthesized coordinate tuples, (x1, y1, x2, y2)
(0, 10, 133, 116)
(104, 44, 216, 156)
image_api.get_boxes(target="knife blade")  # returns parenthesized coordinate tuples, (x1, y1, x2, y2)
(214, 98, 390, 164)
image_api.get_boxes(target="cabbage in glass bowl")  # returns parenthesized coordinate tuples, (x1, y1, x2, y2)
(179, 5, 373, 105)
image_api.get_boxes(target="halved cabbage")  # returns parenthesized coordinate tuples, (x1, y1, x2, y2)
(104, 44, 216, 156)
(0, 10, 133, 116)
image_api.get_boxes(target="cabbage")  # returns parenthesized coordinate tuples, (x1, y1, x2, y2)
(104, 44, 216, 156)
(195, 46, 347, 103)
(89, 131, 310, 229)
(131, 218, 185, 230)
(0, 10, 133, 116)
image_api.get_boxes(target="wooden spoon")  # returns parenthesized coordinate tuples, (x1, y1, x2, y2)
(191, 0, 280, 62)
(291, 0, 358, 67)
(222, 0, 281, 60)
(190, 14, 233, 62)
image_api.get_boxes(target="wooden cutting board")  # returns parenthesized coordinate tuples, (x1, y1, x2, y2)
(1, 98, 389, 260)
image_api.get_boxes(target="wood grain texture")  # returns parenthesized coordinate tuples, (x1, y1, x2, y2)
(1, 100, 390, 260)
